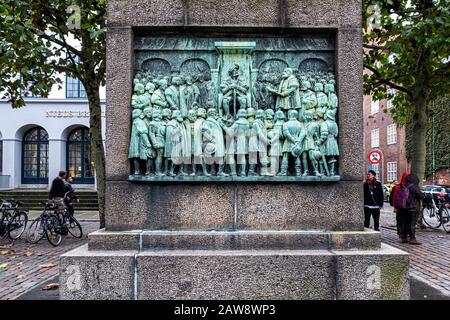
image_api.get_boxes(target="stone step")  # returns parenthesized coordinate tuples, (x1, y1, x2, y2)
(88, 229, 381, 251)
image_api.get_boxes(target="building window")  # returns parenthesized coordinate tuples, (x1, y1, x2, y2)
(22, 127, 49, 184)
(387, 89, 396, 109)
(371, 98, 379, 114)
(66, 76, 87, 98)
(387, 124, 397, 145)
(387, 162, 397, 182)
(67, 128, 94, 184)
(370, 164, 380, 178)
(371, 128, 379, 148)
(20, 73, 41, 98)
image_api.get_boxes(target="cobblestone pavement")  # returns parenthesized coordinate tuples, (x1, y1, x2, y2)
(0, 221, 99, 300)
(379, 205, 450, 298)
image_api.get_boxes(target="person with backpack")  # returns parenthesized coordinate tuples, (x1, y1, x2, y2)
(364, 170, 384, 231)
(390, 172, 409, 239)
(404, 174, 424, 244)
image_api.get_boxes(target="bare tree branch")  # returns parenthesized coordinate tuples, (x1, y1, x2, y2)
(364, 63, 413, 97)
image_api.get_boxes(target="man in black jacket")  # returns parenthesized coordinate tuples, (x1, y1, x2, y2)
(49, 171, 67, 219)
(363, 170, 384, 231)
(404, 174, 423, 245)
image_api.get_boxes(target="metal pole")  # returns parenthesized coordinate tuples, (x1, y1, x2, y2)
(432, 100, 435, 184)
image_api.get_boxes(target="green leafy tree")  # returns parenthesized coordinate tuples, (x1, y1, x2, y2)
(363, 0, 450, 183)
(0, 0, 107, 227)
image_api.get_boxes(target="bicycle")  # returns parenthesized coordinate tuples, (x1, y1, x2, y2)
(0, 199, 28, 240)
(28, 196, 83, 246)
(422, 193, 450, 232)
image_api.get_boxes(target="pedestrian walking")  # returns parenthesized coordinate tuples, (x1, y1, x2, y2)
(64, 175, 79, 218)
(391, 172, 409, 239)
(364, 170, 384, 231)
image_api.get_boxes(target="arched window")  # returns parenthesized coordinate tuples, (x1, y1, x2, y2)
(67, 128, 94, 184)
(22, 127, 49, 184)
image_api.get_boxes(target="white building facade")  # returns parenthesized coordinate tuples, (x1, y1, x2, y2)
(0, 75, 106, 190)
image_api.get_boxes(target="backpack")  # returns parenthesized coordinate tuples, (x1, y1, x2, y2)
(393, 185, 410, 210)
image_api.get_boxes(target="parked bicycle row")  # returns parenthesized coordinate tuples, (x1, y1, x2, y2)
(0, 171, 83, 247)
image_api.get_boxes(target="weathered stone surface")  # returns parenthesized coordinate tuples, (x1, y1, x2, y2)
(336, 28, 364, 181)
(142, 230, 330, 250)
(106, 182, 235, 231)
(105, 181, 150, 231)
(59, 245, 136, 300)
(136, 249, 335, 299)
(88, 229, 141, 250)
(106, 27, 134, 181)
(236, 181, 364, 231)
(107, 0, 361, 29)
(334, 244, 410, 300)
(330, 229, 380, 250)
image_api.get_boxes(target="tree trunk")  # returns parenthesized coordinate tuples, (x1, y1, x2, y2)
(409, 87, 428, 184)
(84, 81, 106, 229)
(409, 85, 429, 229)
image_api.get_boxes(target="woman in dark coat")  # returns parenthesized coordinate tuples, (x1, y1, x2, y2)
(403, 174, 424, 245)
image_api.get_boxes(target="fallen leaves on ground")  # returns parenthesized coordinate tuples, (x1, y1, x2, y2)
(17, 274, 26, 280)
(42, 283, 59, 290)
(0, 263, 9, 269)
(1, 249, 15, 255)
(23, 251, 33, 257)
(38, 263, 56, 269)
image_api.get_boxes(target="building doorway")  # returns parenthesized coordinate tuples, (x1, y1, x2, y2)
(67, 127, 94, 184)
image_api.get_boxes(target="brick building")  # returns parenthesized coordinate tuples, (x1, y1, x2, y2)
(363, 94, 410, 185)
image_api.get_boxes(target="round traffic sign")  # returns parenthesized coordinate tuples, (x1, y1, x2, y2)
(368, 150, 382, 165)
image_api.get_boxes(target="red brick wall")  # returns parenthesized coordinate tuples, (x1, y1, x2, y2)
(363, 96, 410, 184)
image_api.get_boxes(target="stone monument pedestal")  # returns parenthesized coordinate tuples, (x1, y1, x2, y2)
(61, 229, 409, 299)
(60, 0, 409, 300)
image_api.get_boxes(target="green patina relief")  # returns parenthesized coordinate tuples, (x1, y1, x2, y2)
(129, 35, 340, 182)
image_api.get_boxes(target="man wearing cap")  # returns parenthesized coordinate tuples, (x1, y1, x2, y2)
(364, 170, 384, 231)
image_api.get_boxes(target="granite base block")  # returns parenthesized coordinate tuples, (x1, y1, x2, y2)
(61, 242, 409, 300)
(59, 245, 137, 300)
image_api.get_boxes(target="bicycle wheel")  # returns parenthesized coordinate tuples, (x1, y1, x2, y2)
(0, 212, 8, 239)
(422, 207, 442, 228)
(67, 216, 83, 238)
(8, 211, 28, 240)
(44, 215, 63, 247)
(441, 207, 450, 233)
(27, 216, 46, 244)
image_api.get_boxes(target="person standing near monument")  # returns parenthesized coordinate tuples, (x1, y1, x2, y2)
(269, 68, 301, 112)
(364, 170, 384, 231)
(48, 170, 67, 223)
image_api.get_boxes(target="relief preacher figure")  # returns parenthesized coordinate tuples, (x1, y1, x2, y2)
(269, 68, 301, 111)
(220, 64, 249, 118)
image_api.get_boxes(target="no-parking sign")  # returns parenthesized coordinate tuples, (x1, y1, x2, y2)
(368, 150, 382, 165)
